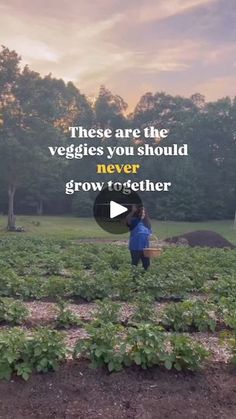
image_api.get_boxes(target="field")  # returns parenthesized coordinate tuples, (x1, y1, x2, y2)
(0, 215, 236, 243)
(0, 218, 235, 418)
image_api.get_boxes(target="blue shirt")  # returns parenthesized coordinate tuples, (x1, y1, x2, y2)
(129, 218, 152, 251)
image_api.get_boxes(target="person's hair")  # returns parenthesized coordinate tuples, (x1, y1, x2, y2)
(134, 206, 151, 229)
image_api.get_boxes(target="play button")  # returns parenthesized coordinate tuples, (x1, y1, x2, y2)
(93, 186, 143, 234)
(110, 201, 128, 219)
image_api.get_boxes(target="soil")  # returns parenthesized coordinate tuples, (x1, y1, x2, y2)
(165, 230, 235, 249)
(0, 361, 235, 419)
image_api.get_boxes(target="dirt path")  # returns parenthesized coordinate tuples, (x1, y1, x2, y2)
(0, 362, 235, 418)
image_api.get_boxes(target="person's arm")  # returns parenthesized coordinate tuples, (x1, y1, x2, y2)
(125, 205, 137, 226)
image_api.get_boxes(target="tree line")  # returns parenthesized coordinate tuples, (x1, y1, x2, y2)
(0, 46, 235, 229)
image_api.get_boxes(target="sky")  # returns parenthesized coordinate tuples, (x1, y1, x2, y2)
(0, 0, 236, 109)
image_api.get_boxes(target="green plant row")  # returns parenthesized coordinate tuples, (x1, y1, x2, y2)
(1, 267, 235, 304)
(1, 319, 236, 381)
(0, 294, 231, 334)
(0, 327, 67, 380)
(0, 238, 236, 303)
(74, 322, 209, 372)
(91, 298, 220, 333)
(160, 300, 217, 332)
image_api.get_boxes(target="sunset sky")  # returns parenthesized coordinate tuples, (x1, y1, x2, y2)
(0, 0, 235, 109)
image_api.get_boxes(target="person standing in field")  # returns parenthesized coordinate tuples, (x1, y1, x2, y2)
(126, 205, 152, 270)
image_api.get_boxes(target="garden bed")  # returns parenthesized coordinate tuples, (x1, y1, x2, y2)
(0, 361, 235, 419)
(0, 236, 236, 418)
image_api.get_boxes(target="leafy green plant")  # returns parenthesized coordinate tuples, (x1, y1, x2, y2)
(166, 335, 209, 371)
(0, 328, 29, 380)
(122, 324, 166, 369)
(0, 327, 67, 380)
(71, 272, 114, 301)
(211, 275, 236, 300)
(74, 321, 209, 373)
(55, 299, 82, 328)
(80, 253, 100, 270)
(161, 300, 216, 332)
(131, 294, 156, 323)
(74, 322, 124, 371)
(218, 297, 236, 330)
(0, 298, 29, 324)
(26, 328, 67, 373)
(43, 256, 64, 275)
(21, 276, 46, 299)
(0, 269, 24, 297)
(42, 276, 73, 299)
(94, 299, 121, 324)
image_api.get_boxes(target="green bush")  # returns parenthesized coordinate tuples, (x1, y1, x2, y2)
(26, 328, 67, 374)
(167, 335, 209, 371)
(122, 324, 166, 369)
(131, 294, 156, 323)
(0, 327, 67, 380)
(55, 300, 82, 328)
(0, 298, 29, 324)
(161, 300, 217, 332)
(74, 322, 209, 372)
(218, 297, 236, 330)
(212, 276, 236, 301)
(74, 322, 124, 371)
(42, 276, 73, 299)
(94, 299, 121, 324)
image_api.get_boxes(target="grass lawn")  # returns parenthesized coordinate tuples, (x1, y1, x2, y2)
(0, 215, 235, 244)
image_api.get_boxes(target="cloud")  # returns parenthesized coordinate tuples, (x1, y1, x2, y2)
(134, 41, 204, 73)
(2, 37, 60, 63)
(0, 0, 235, 108)
(195, 75, 236, 100)
(136, 0, 217, 23)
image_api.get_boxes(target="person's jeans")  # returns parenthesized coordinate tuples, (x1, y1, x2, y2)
(130, 250, 150, 270)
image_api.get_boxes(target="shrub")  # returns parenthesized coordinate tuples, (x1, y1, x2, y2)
(55, 300, 82, 328)
(166, 335, 209, 371)
(74, 322, 209, 372)
(0, 298, 29, 324)
(0, 328, 28, 380)
(94, 299, 121, 324)
(131, 294, 156, 323)
(42, 276, 73, 299)
(122, 324, 166, 369)
(0, 327, 67, 380)
(161, 300, 216, 332)
(212, 276, 236, 301)
(26, 328, 67, 373)
(218, 297, 236, 330)
(74, 322, 124, 371)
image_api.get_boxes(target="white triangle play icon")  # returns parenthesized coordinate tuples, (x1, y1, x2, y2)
(110, 201, 128, 219)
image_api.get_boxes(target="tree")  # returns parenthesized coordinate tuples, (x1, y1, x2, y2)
(0, 47, 29, 229)
(94, 85, 128, 131)
(0, 47, 81, 228)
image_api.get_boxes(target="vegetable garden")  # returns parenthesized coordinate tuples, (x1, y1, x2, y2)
(0, 237, 236, 377)
(0, 236, 236, 417)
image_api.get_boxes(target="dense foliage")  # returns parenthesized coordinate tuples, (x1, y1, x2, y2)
(74, 322, 209, 372)
(0, 237, 236, 303)
(0, 47, 236, 223)
(0, 237, 235, 379)
(0, 327, 67, 380)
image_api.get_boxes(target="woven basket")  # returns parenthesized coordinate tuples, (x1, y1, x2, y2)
(143, 247, 162, 258)
(143, 235, 162, 258)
